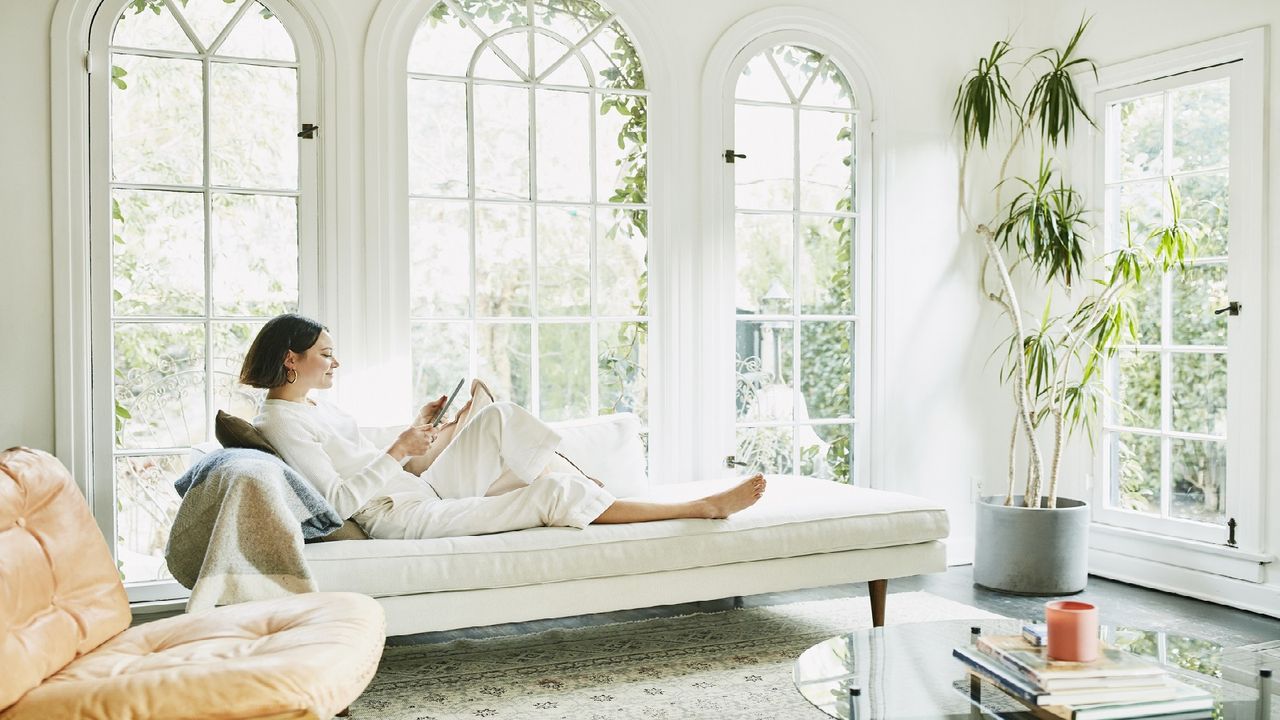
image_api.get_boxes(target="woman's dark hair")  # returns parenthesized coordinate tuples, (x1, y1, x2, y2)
(239, 313, 328, 388)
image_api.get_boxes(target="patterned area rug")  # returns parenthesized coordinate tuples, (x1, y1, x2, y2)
(352, 592, 1004, 719)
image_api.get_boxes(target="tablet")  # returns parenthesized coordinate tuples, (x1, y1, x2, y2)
(431, 378, 466, 427)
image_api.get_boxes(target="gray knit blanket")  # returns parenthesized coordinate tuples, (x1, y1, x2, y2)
(165, 448, 344, 611)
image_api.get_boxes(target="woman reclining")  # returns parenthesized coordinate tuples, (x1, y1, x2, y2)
(241, 313, 766, 540)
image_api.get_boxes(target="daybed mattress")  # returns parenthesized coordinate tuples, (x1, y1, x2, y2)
(304, 475, 949, 597)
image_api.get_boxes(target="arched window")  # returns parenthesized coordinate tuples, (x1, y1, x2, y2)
(405, 0, 649, 423)
(728, 42, 862, 483)
(89, 0, 317, 585)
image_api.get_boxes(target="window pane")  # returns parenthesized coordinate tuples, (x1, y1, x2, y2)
(735, 51, 788, 103)
(209, 62, 298, 190)
(581, 22, 642, 89)
(597, 208, 647, 316)
(179, 0, 245, 50)
(735, 213, 792, 314)
(1171, 262, 1227, 346)
(409, 2, 478, 76)
(217, 1, 296, 62)
(736, 426, 792, 474)
(598, 320, 646, 421)
(477, 322, 531, 407)
(1115, 93, 1163, 181)
(1113, 349, 1160, 429)
(1171, 79, 1229, 173)
(113, 322, 207, 450)
(1171, 352, 1227, 436)
(537, 205, 590, 315)
(800, 321, 853, 420)
(799, 215, 853, 315)
(533, 33, 581, 84)
(536, 89, 590, 201)
(211, 193, 298, 316)
(771, 45, 819, 101)
(475, 204, 531, 316)
(735, 320, 793, 421)
(111, 54, 203, 185)
(412, 321, 470, 406)
(533, 0, 611, 46)
(799, 423, 852, 483)
(409, 79, 468, 197)
(409, 199, 470, 318)
(803, 59, 853, 108)
(1110, 432, 1161, 515)
(1171, 438, 1226, 523)
(596, 94, 646, 204)
(474, 84, 530, 199)
(538, 323, 590, 420)
(1108, 181, 1164, 248)
(212, 321, 266, 419)
(116, 455, 185, 583)
(112, 189, 205, 317)
(112, 3, 193, 52)
(1177, 172, 1229, 257)
(542, 51, 590, 86)
(479, 31, 531, 80)
(799, 110, 852, 212)
(734, 104, 793, 211)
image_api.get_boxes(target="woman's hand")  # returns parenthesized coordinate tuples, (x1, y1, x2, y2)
(414, 394, 448, 427)
(387, 423, 440, 462)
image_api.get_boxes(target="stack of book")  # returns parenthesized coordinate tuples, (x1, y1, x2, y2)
(953, 629, 1215, 720)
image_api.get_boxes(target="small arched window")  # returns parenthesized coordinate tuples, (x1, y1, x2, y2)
(91, 0, 317, 585)
(729, 43, 860, 483)
(405, 0, 649, 423)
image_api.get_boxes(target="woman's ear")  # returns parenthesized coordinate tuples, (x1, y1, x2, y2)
(283, 350, 297, 369)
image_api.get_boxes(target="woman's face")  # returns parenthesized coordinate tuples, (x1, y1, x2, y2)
(287, 330, 339, 390)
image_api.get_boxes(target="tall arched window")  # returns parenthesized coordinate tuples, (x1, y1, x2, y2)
(405, 0, 649, 424)
(728, 43, 861, 483)
(90, 0, 317, 586)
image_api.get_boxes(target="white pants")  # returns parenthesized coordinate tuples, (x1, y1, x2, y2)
(353, 402, 615, 539)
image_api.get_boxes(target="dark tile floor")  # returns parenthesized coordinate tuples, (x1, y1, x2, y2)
(388, 564, 1280, 647)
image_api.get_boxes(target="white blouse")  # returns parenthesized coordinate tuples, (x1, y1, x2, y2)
(255, 398, 425, 518)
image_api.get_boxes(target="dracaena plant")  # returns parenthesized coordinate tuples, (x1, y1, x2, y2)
(954, 18, 1199, 509)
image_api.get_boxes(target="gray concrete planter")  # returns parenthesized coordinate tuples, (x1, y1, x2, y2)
(973, 495, 1090, 595)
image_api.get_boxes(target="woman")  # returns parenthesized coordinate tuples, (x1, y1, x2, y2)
(240, 313, 766, 540)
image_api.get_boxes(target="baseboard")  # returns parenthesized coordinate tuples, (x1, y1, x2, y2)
(1090, 547, 1280, 619)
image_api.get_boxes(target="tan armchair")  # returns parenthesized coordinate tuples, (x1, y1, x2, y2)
(0, 447, 385, 719)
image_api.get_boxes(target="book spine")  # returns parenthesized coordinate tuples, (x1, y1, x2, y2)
(975, 637, 1043, 683)
(952, 648, 1043, 705)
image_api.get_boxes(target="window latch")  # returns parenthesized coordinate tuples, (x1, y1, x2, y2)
(723, 149, 746, 164)
(725, 455, 749, 468)
(1213, 301, 1241, 316)
(1227, 517, 1237, 547)
(298, 123, 319, 139)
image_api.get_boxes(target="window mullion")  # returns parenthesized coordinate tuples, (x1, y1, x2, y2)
(466, 78, 479, 387)
(791, 102, 802, 473)
(588, 86, 599, 415)
(202, 52, 215, 446)
(527, 84, 540, 416)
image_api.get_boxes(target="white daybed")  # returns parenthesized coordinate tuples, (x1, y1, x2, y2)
(301, 415, 950, 637)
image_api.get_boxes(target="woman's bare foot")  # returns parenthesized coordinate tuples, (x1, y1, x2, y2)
(700, 474, 766, 519)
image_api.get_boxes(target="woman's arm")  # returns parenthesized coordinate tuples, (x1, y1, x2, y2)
(260, 420, 406, 519)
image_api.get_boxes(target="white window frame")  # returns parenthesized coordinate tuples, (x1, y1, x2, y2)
(363, 0, 680, 478)
(54, 0, 334, 602)
(699, 13, 881, 486)
(1085, 30, 1266, 565)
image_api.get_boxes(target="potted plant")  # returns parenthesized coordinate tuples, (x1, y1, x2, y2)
(954, 20, 1197, 594)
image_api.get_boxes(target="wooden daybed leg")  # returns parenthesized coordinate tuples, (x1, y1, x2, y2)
(868, 579, 887, 627)
(337, 707, 350, 717)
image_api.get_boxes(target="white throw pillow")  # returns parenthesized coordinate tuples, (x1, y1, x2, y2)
(549, 413, 648, 498)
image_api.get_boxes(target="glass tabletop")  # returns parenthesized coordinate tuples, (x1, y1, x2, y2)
(793, 619, 1276, 720)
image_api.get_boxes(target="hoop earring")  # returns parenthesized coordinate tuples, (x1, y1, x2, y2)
(285, 368, 298, 384)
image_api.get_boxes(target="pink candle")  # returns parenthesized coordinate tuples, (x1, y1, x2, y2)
(1045, 600, 1099, 663)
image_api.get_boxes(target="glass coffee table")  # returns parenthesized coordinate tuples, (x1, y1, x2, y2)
(794, 619, 1276, 719)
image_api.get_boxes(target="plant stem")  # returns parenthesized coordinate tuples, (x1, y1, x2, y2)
(1005, 412, 1018, 506)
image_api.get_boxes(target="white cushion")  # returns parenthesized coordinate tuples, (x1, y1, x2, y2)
(548, 413, 647, 497)
(305, 476, 949, 597)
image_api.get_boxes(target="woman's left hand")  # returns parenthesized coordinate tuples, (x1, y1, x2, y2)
(415, 394, 448, 426)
